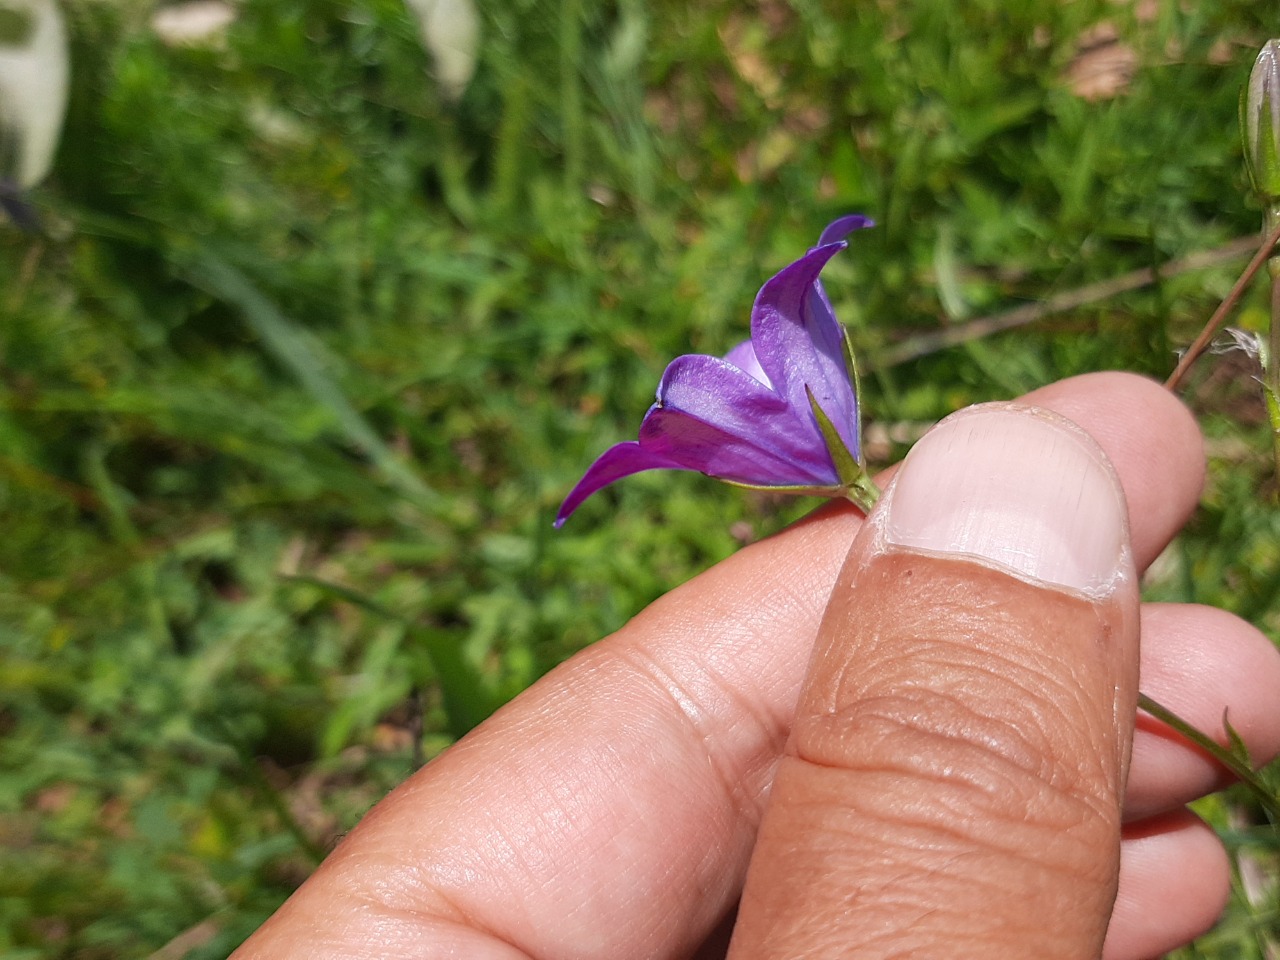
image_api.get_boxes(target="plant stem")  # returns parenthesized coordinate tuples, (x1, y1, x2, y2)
(845, 474, 882, 514)
(1141, 696, 1280, 824)
(1268, 265, 1280, 482)
(1165, 221, 1280, 391)
(1138, 693, 1280, 823)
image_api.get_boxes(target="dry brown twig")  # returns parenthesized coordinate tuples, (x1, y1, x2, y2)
(870, 231, 1279, 375)
(1166, 221, 1280, 391)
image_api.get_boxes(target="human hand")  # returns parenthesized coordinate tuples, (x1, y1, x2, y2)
(231, 372, 1280, 960)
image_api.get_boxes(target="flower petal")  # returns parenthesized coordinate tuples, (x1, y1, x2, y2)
(556, 350, 844, 525)
(750, 243, 856, 454)
(750, 219, 870, 460)
(722, 339, 771, 388)
(654, 354, 835, 480)
(638, 407, 835, 487)
(817, 214, 875, 248)
(554, 441, 685, 527)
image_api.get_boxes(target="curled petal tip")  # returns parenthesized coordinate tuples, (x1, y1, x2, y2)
(555, 440, 684, 526)
(817, 214, 875, 248)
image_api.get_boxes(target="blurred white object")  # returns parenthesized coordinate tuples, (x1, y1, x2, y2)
(0, 0, 68, 190)
(151, 1, 237, 48)
(404, 0, 479, 101)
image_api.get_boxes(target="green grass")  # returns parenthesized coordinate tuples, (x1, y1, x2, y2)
(3, 0, 1280, 955)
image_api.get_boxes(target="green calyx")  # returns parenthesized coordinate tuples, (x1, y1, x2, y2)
(806, 386, 881, 514)
(718, 387, 883, 515)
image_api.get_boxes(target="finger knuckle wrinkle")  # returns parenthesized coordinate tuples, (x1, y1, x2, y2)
(792, 693, 1118, 832)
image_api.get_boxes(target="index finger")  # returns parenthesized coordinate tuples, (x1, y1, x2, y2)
(231, 372, 1204, 960)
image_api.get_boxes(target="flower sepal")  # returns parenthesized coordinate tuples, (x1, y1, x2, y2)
(805, 386, 881, 511)
(719, 471, 881, 514)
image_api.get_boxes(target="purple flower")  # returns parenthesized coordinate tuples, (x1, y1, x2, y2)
(556, 215, 878, 527)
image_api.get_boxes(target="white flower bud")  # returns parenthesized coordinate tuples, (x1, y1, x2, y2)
(1245, 40, 1280, 203)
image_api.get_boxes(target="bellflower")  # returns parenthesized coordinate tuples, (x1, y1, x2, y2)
(556, 214, 879, 527)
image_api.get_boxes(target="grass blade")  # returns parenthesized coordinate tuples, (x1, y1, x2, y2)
(180, 253, 441, 512)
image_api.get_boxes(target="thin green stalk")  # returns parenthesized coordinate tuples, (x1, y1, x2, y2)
(493, 74, 533, 216)
(1138, 693, 1280, 823)
(846, 474, 881, 513)
(1268, 266, 1280, 481)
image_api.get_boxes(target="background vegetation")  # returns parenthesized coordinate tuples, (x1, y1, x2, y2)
(3, 0, 1280, 955)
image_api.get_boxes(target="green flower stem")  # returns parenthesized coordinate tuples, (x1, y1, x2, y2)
(846, 473, 882, 514)
(1268, 252, 1280, 483)
(1138, 693, 1279, 823)
(1265, 378, 1280, 481)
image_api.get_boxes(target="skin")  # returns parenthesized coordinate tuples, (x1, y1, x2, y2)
(231, 372, 1280, 960)
(729, 552, 1136, 958)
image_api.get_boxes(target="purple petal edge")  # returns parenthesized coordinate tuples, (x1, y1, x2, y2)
(817, 214, 874, 249)
(722, 339, 771, 387)
(656, 354, 810, 453)
(749, 216, 873, 462)
(749, 243, 852, 431)
(638, 407, 836, 487)
(554, 440, 685, 527)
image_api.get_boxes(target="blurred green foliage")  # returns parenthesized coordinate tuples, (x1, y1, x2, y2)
(3, 0, 1280, 955)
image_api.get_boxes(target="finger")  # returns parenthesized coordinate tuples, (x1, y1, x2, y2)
(1105, 812, 1231, 960)
(728, 404, 1139, 959)
(689, 811, 1234, 960)
(230, 373, 1203, 960)
(866, 371, 1202, 573)
(1128, 603, 1280, 819)
(1022, 372, 1204, 571)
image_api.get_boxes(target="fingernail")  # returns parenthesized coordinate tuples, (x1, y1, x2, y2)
(883, 404, 1130, 596)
